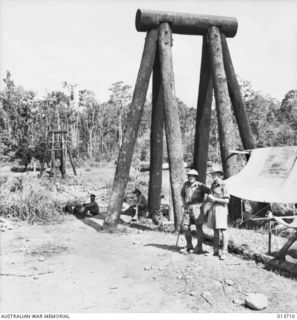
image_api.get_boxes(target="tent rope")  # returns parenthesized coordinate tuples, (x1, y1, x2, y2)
(236, 204, 270, 227)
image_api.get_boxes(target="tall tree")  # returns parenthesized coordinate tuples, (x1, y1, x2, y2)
(108, 81, 132, 148)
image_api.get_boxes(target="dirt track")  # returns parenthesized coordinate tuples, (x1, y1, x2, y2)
(1, 214, 297, 313)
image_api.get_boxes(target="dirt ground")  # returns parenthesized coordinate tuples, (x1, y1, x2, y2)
(1, 214, 297, 314)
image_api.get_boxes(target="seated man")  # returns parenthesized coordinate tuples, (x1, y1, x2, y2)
(160, 194, 170, 219)
(83, 194, 99, 217)
(132, 188, 148, 221)
(121, 198, 135, 216)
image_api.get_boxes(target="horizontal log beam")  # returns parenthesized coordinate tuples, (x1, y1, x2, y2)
(136, 9, 238, 37)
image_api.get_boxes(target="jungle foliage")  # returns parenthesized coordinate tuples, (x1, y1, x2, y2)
(0, 71, 296, 169)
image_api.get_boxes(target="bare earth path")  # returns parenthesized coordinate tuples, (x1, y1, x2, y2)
(0, 215, 297, 313)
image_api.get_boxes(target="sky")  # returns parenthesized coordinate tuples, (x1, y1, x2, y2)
(0, 0, 297, 107)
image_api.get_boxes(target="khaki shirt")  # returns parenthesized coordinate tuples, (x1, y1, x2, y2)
(181, 181, 210, 206)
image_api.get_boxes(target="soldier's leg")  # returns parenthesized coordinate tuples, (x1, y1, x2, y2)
(220, 229, 228, 260)
(213, 229, 220, 256)
(193, 204, 205, 254)
(183, 212, 193, 251)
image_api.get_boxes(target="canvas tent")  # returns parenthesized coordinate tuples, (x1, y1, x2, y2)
(225, 146, 297, 204)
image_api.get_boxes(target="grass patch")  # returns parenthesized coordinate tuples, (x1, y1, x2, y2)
(0, 176, 67, 224)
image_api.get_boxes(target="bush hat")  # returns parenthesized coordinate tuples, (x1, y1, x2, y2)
(187, 169, 199, 176)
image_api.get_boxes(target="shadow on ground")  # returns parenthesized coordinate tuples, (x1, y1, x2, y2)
(144, 243, 180, 253)
(72, 213, 104, 231)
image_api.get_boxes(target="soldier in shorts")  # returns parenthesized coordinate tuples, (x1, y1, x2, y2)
(207, 170, 230, 260)
(181, 169, 210, 253)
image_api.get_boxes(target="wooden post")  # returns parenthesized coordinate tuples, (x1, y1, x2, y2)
(158, 23, 185, 230)
(221, 34, 255, 151)
(276, 231, 297, 258)
(193, 36, 213, 184)
(268, 220, 272, 255)
(39, 138, 49, 178)
(60, 132, 66, 179)
(50, 132, 56, 176)
(104, 29, 158, 228)
(66, 143, 77, 176)
(207, 26, 238, 178)
(148, 48, 164, 218)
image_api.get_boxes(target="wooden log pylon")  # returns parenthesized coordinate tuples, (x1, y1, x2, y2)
(207, 26, 238, 178)
(193, 36, 213, 184)
(104, 29, 159, 228)
(158, 22, 185, 230)
(221, 34, 255, 151)
(148, 48, 164, 218)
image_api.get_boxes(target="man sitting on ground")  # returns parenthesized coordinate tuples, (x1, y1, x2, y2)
(160, 194, 170, 220)
(132, 188, 148, 221)
(83, 194, 100, 217)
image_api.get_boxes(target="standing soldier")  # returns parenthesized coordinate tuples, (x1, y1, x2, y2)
(181, 169, 210, 253)
(207, 169, 230, 260)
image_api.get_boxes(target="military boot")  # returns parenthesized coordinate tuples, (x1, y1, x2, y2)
(185, 231, 194, 252)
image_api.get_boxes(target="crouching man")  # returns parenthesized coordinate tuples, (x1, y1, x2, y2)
(181, 169, 210, 254)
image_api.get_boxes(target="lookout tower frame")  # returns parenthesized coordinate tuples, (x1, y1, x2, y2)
(39, 130, 77, 179)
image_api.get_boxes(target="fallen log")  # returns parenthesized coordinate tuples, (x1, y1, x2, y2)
(203, 229, 297, 277)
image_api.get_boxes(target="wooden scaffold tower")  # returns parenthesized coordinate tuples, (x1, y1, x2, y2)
(39, 130, 77, 179)
(104, 9, 255, 229)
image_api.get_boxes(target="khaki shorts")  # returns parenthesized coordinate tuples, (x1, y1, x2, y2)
(207, 204, 228, 229)
(183, 203, 204, 226)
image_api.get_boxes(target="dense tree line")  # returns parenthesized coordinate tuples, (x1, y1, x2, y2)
(0, 71, 296, 169)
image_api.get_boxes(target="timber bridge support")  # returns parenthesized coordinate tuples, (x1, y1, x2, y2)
(104, 9, 255, 229)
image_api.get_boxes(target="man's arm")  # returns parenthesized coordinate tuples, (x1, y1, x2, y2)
(83, 202, 92, 209)
(181, 183, 186, 206)
(200, 183, 211, 195)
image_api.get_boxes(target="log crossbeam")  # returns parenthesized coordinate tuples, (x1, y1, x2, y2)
(136, 9, 238, 37)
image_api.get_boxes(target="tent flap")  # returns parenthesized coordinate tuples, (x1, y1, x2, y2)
(225, 146, 297, 203)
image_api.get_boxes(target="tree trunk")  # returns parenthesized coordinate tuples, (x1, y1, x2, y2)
(193, 36, 213, 183)
(207, 26, 238, 178)
(88, 128, 93, 158)
(221, 34, 255, 151)
(158, 23, 185, 230)
(104, 29, 158, 228)
(118, 106, 123, 148)
(148, 47, 164, 218)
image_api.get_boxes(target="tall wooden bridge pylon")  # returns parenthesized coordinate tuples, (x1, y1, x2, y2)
(104, 9, 255, 229)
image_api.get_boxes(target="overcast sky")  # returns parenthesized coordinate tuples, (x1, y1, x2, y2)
(0, 0, 297, 107)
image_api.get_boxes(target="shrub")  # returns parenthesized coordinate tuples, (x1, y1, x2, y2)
(0, 176, 65, 224)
